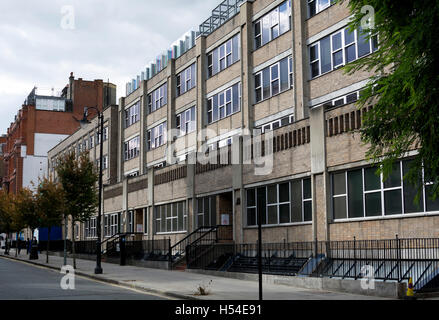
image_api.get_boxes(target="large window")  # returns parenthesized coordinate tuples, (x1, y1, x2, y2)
(35, 98, 66, 111)
(308, 0, 335, 18)
(254, 0, 291, 50)
(310, 27, 378, 78)
(332, 160, 439, 220)
(123, 136, 140, 161)
(104, 213, 120, 237)
(254, 56, 293, 103)
(125, 101, 140, 128)
(176, 63, 196, 96)
(176, 106, 196, 137)
(154, 201, 187, 234)
(246, 178, 312, 227)
(85, 217, 96, 238)
(207, 82, 241, 124)
(207, 33, 240, 78)
(147, 83, 167, 114)
(196, 196, 217, 228)
(147, 122, 167, 151)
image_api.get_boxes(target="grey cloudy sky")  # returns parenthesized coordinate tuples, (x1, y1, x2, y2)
(0, 0, 220, 134)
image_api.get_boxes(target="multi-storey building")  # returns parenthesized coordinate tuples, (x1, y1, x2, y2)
(2, 73, 116, 194)
(49, 0, 439, 249)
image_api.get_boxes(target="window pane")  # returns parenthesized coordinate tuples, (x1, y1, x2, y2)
(402, 160, 424, 213)
(333, 50, 343, 67)
(247, 189, 256, 207)
(279, 182, 289, 202)
(267, 206, 278, 225)
(279, 204, 290, 224)
(279, 2, 289, 34)
(365, 192, 382, 217)
(332, 32, 342, 50)
(257, 187, 267, 225)
(204, 197, 210, 226)
(262, 15, 270, 45)
(333, 196, 347, 219)
(304, 201, 312, 221)
(348, 169, 364, 218)
(365, 167, 380, 191)
(247, 208, 256, 226)
(384, 163, 401, 188)
(345, 44, 357, 63)
(263, 68, 270, 98)
(178, 204, 184, 231)
(333, 172, 346, 195)
(345, 28, 355, 45)
(232, 83, 240, 112)
(384, 190, 402, 215)
(320, 36, 331, 74)
(426, 185, 439, 212)
(291, 180, 302, 222)
(267, 185, 277, 204)
(232, 34, 240, 62)
(280, 57, 289, 91)
(303, 178, 311, 199)
(357, 28, 371, 58)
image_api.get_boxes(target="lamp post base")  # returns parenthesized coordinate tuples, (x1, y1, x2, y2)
(94, 266, 103, 274)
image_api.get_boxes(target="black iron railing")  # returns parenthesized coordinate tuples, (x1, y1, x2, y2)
(318, 237, 439, 291)
(74, 240, 97, 255)
(169, 226, 217, 263)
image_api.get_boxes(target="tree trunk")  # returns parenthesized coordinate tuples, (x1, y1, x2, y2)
(46, 227, 51, 264)
(71, 220, 76, 269)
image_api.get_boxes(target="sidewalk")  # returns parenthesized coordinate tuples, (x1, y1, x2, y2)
(0, 249, 387, 300)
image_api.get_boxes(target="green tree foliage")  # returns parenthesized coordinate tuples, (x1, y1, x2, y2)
(36, 177, 65, 263)
(341, 0, 439, 201)
(56, 152, 98, 268)
(0, 191, 15, 235)
(14, 188, 40, 238)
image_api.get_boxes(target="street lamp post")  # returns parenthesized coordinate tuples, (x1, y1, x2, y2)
(79, 106, 103, 274)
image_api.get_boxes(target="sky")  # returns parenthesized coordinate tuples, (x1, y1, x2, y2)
(0, 0, 220, 134)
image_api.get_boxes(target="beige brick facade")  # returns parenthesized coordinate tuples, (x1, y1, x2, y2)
(49, 0, 439, 246)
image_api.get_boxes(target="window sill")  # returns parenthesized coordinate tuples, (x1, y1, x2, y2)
(155, 231, 187, 235)
(331, 211, 439, 224)
(244, 221, 312, 229)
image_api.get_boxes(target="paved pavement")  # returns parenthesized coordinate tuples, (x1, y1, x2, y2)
(0, 249, 389, 300)
(0, 256, 168, 300)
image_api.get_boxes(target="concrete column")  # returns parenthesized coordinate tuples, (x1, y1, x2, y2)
(292, 0, 309, 120)
(166, 59, 176, 164)
(240, 0, 253, 131)
(196, 35, 207, 147)
(117, 97, 125, 183)
(310, 104, 329, 242)
(140, 80, 148, 175)
(147, 167, 155, 237)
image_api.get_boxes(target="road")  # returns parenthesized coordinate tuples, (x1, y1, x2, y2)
(0, 257, 169, 300)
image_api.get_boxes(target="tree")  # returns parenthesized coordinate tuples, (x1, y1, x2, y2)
(0, 191, 15, 254)
(14, 188, 40, 248)
(56, 152, 98, 269)
(341, 0, 439, 201)
(36, 177, 65, 263)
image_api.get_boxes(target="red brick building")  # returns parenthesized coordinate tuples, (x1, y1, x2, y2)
(2, 73, 116, 194)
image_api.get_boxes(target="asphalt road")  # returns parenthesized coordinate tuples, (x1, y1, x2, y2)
(0, 257, 169, 300)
